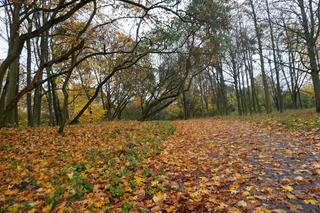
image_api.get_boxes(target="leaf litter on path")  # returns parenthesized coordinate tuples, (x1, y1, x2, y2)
(1, 119, 320, 212)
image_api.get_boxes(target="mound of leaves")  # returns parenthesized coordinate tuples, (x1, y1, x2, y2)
(0, 121, 175, 212)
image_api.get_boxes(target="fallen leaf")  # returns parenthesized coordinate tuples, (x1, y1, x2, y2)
(286, 193, 296, 200)
(304, 199, 318, 205)
(153, 192, 167, 204)
(281, 185, 293, 192)
(236, 200, 247, 208)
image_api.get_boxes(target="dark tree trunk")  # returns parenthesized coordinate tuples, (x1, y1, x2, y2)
(266, 0, 283, 112)
(26, 24, 33, 127)
(250, 0, 272, 113)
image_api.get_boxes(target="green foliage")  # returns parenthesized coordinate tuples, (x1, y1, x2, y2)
(17, 177, 39, 190)
(82, 148, 110, 163)
(158, 121, 176, 136)
(10, 161, 18, 169)
(129, 179, 138, 189)
(145, 186, 155, 197)
(109, 183, 124, 197)
(0, 144, 11, 152)
(23, 201, 34, 210)
(46, 163, 93, 206)
(66, 172, 93, 201)
(46, 185, 65, 207)
(120, 202, 132, 213)
(0, 121, 176, 210)
(143, 167, 152, 178)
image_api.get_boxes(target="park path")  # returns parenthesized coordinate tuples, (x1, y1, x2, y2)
(150, 119, 320, 212)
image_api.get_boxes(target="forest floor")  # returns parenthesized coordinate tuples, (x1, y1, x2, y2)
(1, 113, 320, 212)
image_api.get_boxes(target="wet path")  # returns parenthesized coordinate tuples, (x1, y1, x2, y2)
(151, 119, 320, 212)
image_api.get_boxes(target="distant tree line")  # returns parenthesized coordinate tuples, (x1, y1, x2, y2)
(0, 0, 319, 132)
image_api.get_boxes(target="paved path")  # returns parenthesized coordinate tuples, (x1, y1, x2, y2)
(152, 119, 320, 212)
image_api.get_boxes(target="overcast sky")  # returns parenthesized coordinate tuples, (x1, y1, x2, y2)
(0, 0, 246, 60)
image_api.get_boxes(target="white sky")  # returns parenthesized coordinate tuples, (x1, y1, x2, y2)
(0, 0, 246, 59)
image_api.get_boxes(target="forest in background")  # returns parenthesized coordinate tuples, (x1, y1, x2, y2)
(0, 0, 319, 133)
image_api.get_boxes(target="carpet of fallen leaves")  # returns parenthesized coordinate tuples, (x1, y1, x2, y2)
(1, 119, 320, 212)
(240, 110, 320, 131)
(150, 119, 320, 212)
(0, 121, 175, 212)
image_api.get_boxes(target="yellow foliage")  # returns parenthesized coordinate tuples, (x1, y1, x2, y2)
(165, 104, 183, 118)
(68, 85, 105, 123)
(301, 84, 315, 98)
(72, 102, 104, 123)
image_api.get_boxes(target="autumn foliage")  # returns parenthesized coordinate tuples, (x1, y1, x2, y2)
(0, 121, 175, 211)
(1, 117, 320, 212)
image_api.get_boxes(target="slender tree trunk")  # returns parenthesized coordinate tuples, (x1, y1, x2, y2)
(51, 74, 62, 125)
(244, 62, 252, 114)
(231, 57, 242, 115)
(268, 59, 278, 109)
(32, 82, 42, 126)
(250, 0, 272, 113)
(238, 68, 246, 115)
(33, 11, 48, 127)
(249, 49, 261, 112)
(266, 0, 283, 112)
(182, 88, 190, 119)
(26, 24, 33, 127)
(41, 34, 54, 126)
(240, 68, 248, 114)
(58, 54, 76, 134)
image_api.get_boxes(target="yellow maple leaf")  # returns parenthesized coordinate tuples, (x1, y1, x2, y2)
(313, 163, 320, 168)
(4, 189, 17, 196)
(189, 191, 202, 202)
(294, 176, 304, 182)
(28, 208, 36, 213)
(253, 207, 271, 213)
(228, 207, 242, 213)
(280, 178, 291, 184)
(153, 192, 167, 204)
(166, 206, 176, 212)
(281, 185, 293, 192)
(243, 191, 251, 196)
(67, 172, 74, 179)
(135, 176, 143, 185)
(286, 193, 296, 200)
(304, 199, 318, 205)
(262, 187, 273, 194)
(216, 202, 228, 210)
(236, 200, 247, 208)
(42, 204, 52, 213)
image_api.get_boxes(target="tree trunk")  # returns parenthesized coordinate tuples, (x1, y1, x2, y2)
(5, 58, 19, 126)
(58, 54, 76, 134)
(250, 0, 272, 113)
(0, 3, 21, 127)
(231, 56, 242, 115)
(216, 61, 228, 115)
(266, 0, 283, 112)
(297, 0, 320, 112)
(26, 25, 33, 127)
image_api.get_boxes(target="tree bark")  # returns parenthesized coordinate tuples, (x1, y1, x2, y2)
(266, 0, 283, 112)
(250, 0, 272, 113)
